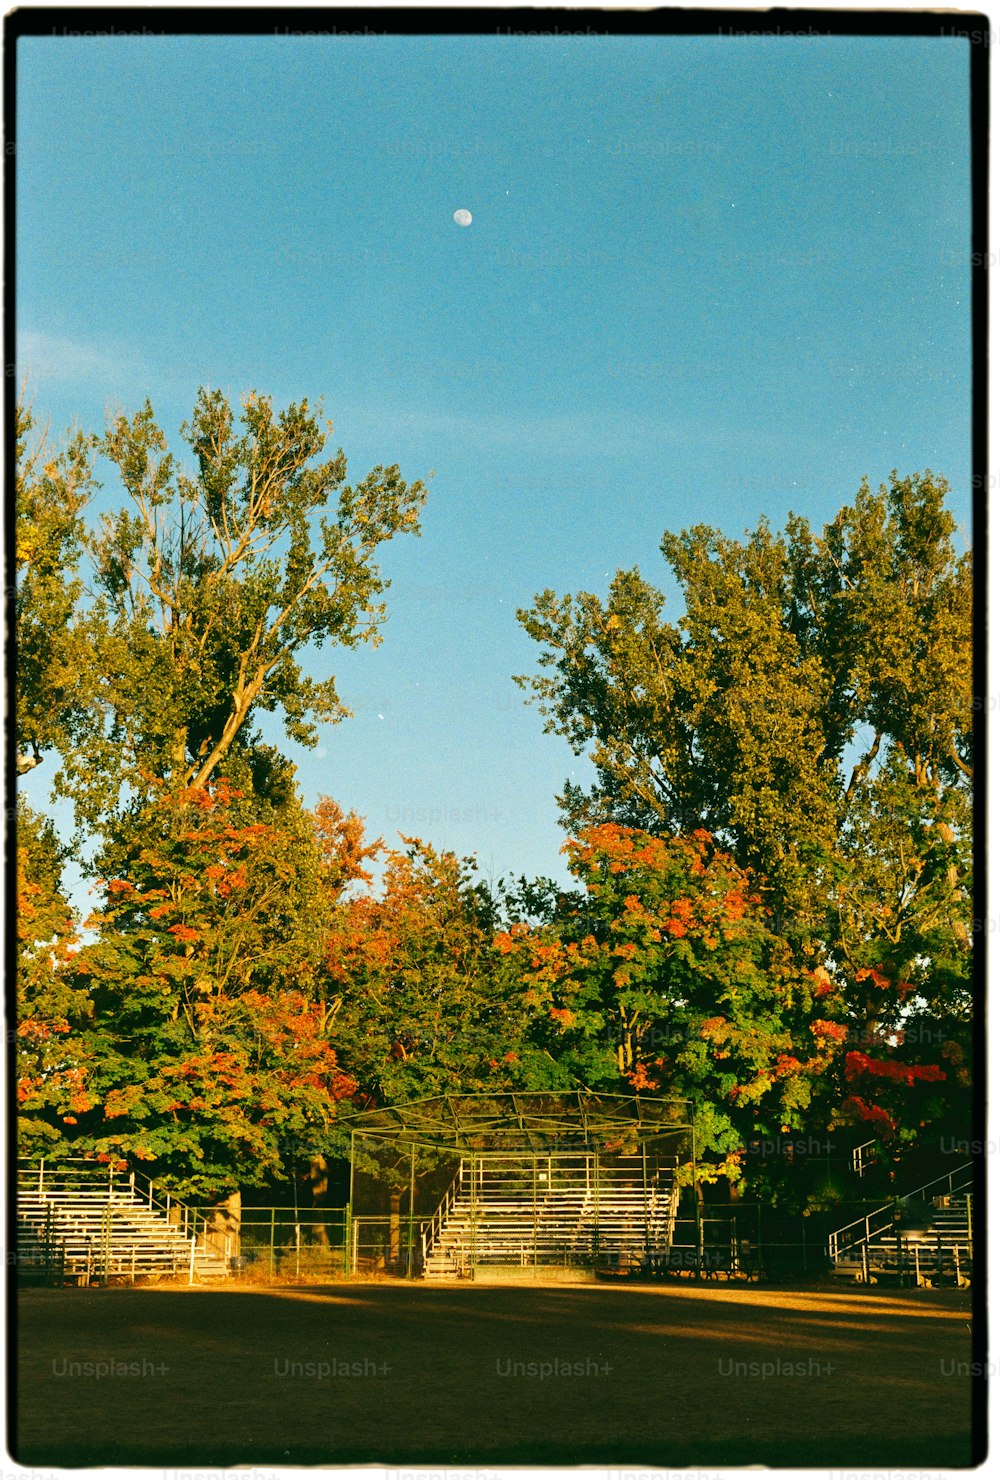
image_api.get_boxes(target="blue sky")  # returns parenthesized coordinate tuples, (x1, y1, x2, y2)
(17, 31, 971, 897)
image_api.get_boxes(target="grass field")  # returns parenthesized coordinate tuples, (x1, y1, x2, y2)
(14, 1278, 976, 1467)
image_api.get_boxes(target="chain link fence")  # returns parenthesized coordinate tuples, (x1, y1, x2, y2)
(196, 1206, 349, 1280)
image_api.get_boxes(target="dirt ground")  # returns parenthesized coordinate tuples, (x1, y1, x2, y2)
(13, 1278, 977, 1467)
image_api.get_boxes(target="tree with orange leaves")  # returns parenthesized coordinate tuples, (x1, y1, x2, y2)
(500, 823, 853, 1184)
(516, 473, 972, 1164)
(53, 782, 358, 1199)
(322, 833, 530, 1104)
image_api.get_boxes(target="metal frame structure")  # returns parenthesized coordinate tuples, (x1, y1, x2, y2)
(337, 1092, 697, 1279)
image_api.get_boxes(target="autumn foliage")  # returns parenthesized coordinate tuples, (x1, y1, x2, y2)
(16, 402, 971, 1203)
(39, 783, 359, 1198)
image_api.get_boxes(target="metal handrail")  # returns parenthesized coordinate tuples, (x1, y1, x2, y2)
(827, 1161, 974, 1262)
(18, 1158, 213, 1262)
(851, 1139, 879, 1176)
(420, 1160, 464, 1264)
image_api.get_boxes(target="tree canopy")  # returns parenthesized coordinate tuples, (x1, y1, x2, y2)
(41, 387, 426, 842)
(16, 401, 973, 1203)
(15, 400, 97, 777)
(515, 473, 971, 1170)
(59, 782, 356, 1199)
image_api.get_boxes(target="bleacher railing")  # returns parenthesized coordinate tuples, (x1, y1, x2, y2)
(850, 1139, 879, 1176)
(17, 1157, 210, 1283)
(420, 1154, 678, 1275)
(826, 1161, 974, 1264)
(419, 1159, 465, 1268)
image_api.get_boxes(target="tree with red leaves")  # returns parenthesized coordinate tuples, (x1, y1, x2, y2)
(516, 472, 972, 1165)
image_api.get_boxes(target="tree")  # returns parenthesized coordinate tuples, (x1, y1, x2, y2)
(499, 823, 827, 1184)
(14, 398, 97, 776)
(15, 806, 93, 1157)
(323, 834, 530, 1104)
(50, 387, 427, 838)
(62, 781, 356, 1199)
(516, 472, 972, 1159)
(15, 382, 428, 1192)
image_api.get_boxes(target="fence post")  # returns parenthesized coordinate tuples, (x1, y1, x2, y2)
(966, 1193, 973, 1245)
(269, 1208, 276, 1280)
(38, 1159, 45, 1195)
(102, 1202, 113, 1282)
(189, 1236, 196, 1286)
(695, 1190, 703, 1281)
(407, 1142, 416, 1280)
(295, 1222, 301, 1279)
(44, 1204, 54, 1283)
(861, 1241, 869, 1285)
(470, 1154, 478, 1276)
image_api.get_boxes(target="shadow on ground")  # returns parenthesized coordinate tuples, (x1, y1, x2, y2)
(13, 1280, 977, 1467)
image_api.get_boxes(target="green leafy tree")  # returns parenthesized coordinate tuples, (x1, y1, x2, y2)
(15, 805, 93, 1157)
(53, 387, 426, 838)
(516, 472, 971, 1156)
(323, 834, 532, 1103)
(499, 824, 829, 1185)
(63, 781, 356, 1199)
(15, 398, 97, 776)
(16, 383, 428, 1192)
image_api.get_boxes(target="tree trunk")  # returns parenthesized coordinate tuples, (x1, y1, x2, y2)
(309, 1156, 330, 1247)
(205, 1190, 241, 1263)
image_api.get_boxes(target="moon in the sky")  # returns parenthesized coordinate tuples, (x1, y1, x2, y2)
(453, 208, 473, 227)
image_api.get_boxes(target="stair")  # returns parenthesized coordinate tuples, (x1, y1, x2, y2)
(17, 1167, 229, 1284)
(421, 1158, 676, 1280)
(830, 1183, 973, 1286)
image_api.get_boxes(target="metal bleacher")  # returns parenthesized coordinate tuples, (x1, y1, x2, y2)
(827, 1162, 973, 1286)
(421, 1153, 678, 1279)
(17, 1159, 229, 1284)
